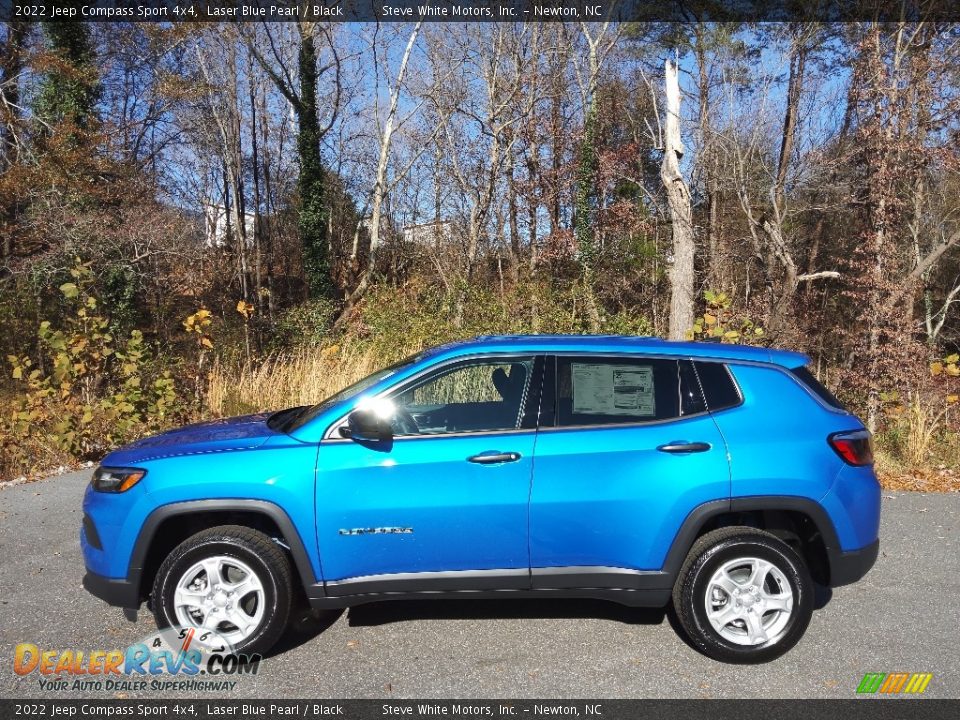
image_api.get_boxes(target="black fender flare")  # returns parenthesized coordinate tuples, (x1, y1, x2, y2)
(128, 499, 319, 598)
(661, 496, 843, 579)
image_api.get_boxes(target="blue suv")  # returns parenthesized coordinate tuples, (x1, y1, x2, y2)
(82, 335, 880, 663)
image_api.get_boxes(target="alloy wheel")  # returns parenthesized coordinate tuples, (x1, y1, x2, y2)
(173, 555, 266, 645)
(703, 556, 794, 646)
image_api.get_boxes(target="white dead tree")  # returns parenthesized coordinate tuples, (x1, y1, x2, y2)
(337, 21, 423, 324)
(926, 272, 960, 343)
(661, 58, 696, 340)
(194, 31, 253, 301)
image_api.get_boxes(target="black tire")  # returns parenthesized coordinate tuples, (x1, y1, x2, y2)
(672, 526, 814, 664)
(152, 525, 293, 656)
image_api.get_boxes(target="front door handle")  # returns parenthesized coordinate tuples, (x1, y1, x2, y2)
(468, 451, 521, 464)
(657, 441, 712, 454)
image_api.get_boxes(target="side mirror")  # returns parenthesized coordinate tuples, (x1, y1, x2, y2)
(342, 407, 393, 443)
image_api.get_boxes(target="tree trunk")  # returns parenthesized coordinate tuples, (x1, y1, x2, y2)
(761, 218, 798, 333)
(661, 59, 696, 340)
(336, 22, 421, 326)
(258, 85, 276, 323)
(249, 62, 263, 324)
(693, 29, 721, 290)
(297, 24, 330, 300)
(0, 21, 27, 267)
(507, 149, 520, 283)
(761, 33, 808, 336)
(549, 75, 562, 237)
(0, 22, 26, 171)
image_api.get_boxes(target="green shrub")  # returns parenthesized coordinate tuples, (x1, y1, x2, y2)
(689, 290, 765, 343)
(348, 278, 654, 363)
(1, 260, 185, 477)
(272, 297, 338, 349)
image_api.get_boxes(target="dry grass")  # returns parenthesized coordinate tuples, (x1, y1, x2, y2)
(875, 449, 960, 492)
(900, 399, 952, 469)
(205, 345, 959, 493)
(873, 397, 960, 492)
(876, 468, 960, 493)
(206, 344, 383, 418)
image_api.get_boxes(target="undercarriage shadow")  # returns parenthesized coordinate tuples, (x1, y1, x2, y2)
(263, 584, 832, 658)
(345, 597, 668, 627)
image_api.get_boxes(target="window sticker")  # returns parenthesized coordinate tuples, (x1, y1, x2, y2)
(571, 363, 656, 417)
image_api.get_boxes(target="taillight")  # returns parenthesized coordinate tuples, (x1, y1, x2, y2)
(828, 430, 874, 466)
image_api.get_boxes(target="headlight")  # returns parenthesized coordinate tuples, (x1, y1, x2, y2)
(92, 467, 146, 493)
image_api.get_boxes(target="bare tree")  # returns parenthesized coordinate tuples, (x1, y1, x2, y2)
(337, 22, 423, 324)
(720, 25, 841, 336)
(425, 24, 539, 324)
(573, 20, 619, 332)
(195, 32, 251, 302)
(0, 21, 30, 267)
(239, 16, 343, 299)
(660, 58, 695, 340)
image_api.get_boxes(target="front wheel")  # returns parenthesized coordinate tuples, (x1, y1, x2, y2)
(672, 527, 814, 663)
(151, 525, 293, 656)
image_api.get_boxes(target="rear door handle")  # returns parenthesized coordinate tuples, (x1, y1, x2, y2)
(657, 441, 712, 454)
(468, 451, 521, 464)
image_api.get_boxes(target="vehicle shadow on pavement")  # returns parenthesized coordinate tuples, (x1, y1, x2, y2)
(345, 598, 668, 627)
(266, 606, 345, 658)
(260, 586, 834, 658)
(345, 585, 834, 629)
(813, 584, 833, 609)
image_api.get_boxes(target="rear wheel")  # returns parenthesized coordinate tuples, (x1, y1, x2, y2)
(672, 527, 814, 663)
(152, 525, 293, 656)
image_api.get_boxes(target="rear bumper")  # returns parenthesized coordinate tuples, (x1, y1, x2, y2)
(82, 571, 141, 610)
(828, 538, 879, 587)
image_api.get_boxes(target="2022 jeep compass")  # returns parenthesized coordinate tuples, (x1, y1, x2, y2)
(82, 335, 880, 663)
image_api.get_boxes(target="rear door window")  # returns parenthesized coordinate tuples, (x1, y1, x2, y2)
(554, 357, 703, 427)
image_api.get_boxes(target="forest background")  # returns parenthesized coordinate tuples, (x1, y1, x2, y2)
(1, 16, 958, 488)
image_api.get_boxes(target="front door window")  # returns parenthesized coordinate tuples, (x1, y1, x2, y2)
(389, 358, 535, 435)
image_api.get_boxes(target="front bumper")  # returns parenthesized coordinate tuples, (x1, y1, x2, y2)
(828, 538, 879, 587)
(82, 571, 141, 610)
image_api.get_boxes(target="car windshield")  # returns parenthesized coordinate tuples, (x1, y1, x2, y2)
(275, 353, 423, 434)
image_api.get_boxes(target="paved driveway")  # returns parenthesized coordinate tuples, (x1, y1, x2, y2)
(1, 470, 957, 699)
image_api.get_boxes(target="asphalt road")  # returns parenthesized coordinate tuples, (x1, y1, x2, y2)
(1, 469, 958, 699)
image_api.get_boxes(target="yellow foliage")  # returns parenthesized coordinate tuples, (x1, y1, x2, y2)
(1, 261, 182, 474)
(688, 290, 764, 344)
(183, 308, 214, 350)
(236, 300, 255, 320)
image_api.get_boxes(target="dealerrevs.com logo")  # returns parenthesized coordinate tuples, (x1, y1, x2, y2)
(13, 627, 261, 692)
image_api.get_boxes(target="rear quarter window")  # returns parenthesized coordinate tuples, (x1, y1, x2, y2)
(693, 362, 742, 411)
(789, 366, 846, 410)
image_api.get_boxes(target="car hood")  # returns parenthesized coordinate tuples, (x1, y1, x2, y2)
(101, 412, 279, 466)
